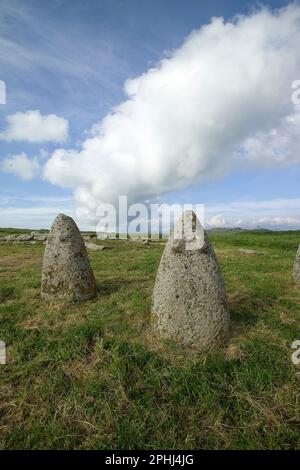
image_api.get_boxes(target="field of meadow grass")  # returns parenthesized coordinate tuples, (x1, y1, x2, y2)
(0, 229, 299, 449)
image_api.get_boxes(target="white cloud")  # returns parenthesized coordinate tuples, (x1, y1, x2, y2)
(207, 215, 300, 230)
(0, 110, 68, 143)
(206, 214, 227, 227)
(1, 152, 40, 180)
(43, 5, 300, 223)
(240, 112, 300, 167)
(204, 198, 300, 230)
(207, 198, 300, 212)
(253, 216, 300, 227)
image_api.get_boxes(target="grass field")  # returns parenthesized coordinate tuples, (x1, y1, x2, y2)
(0, 229, 299, 450)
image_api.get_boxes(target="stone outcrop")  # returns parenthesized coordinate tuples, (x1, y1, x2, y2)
(3, 235, 16, 242)
(34, 234, 48, 242)
(293, 244, 300, 283)
(85, 242, 105, 251)
(41, 214, 96, 302)
(152, 211, 229, 349)
(16, 234, 33, 241)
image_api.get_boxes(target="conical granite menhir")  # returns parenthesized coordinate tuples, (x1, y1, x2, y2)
(41, 214, 96, 302)
(152, 211, 229, 349)
(293, 244, 300, 284)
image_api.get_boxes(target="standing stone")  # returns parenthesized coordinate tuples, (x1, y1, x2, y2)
(293, 244, 300, 284)
(152, 211, 229, 349)
(41, 214, 96, 302)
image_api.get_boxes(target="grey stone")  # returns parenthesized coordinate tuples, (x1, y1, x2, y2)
(293, 244, 300, 284)
(41, 214, 96, 302)
(16, 234, 33, 241)
(33, 234, 48, 242)
(85, 242, 105, 251)
(152, 211, 229, 349)
(97, 233, 109, 240)
(4, 235, 16, 242)
(130, 236, 150, 245)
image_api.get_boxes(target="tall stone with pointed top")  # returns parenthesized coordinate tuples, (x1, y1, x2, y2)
(293, 244, 300, 284)
(41, 214, 96, 302)
(152, 211, 229, 349)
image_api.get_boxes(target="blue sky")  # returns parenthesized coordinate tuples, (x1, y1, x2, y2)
(0, 0, 300, 230)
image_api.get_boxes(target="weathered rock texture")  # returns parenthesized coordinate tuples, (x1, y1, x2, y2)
(41, 214, 96, 302)
(152, 211, 229, 349)
(293, 244, 300, 283)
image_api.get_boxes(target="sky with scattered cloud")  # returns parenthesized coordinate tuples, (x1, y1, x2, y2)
(0, 0, 300, 230)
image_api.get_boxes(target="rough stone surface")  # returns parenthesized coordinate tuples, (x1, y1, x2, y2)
(293, 244, 300, 283)
(41, 214, 96, 302)
(152, 211, 230, 349)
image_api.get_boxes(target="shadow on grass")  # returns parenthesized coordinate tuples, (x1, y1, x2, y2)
(228, 289, 278, 336)
(96, 277, 149, 296)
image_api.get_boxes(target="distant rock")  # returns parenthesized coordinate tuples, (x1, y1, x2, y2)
(33, 234, 48, 242)
(293, 244, 300, 284)
(82, 233, 97, 240)
(16, 234, 33, 242)
(85, 242, 105, 251)
(97, 233, 109, 240)
(130, 236, 150, 245)
(41, 214, 96, 302)
(3, 235, 15, 242)
(152, 211, 229, 349)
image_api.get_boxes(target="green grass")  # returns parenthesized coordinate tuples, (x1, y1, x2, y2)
(0, 231, 299, 449)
